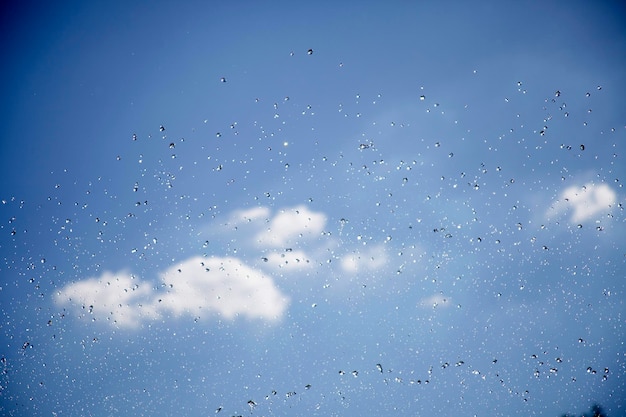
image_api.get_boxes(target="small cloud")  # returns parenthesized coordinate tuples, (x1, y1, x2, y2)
(55, 256, 289, 328)
(255, 205, 326, 247)
(339, 245, 388, 274)
(228, 206, 271, 226)
(549, 183, 616, 223)
(419, 294, 451, 309)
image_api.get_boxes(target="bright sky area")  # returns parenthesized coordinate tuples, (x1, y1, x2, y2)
(1, 1, 625, 416)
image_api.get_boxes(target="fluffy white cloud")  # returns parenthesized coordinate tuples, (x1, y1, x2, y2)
(339, 245, 388, 273)
(255, 205, 326, 247)
(157, 256, 289, 321)
(54, 271, 159, 328)
(549, 183, 616, 223)
(55, 256, 289, 328)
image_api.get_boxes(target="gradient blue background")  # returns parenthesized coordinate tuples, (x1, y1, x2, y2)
(1, 1, 625, 416)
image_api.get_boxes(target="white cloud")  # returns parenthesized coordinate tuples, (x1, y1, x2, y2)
(549, 183, 616, 223)
(55, 256, 289, 328)
(255, 205, 327, 247)
(339, 245, 388, 274)
(419, 294, 452, 309)
(54, 271, 159, 328)
(157, 256, 289, 321)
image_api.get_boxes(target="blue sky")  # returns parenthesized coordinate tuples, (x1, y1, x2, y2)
(1, 1, 625, 416)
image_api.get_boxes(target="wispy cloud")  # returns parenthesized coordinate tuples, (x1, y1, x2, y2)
(548, 183, 617, 223)
(228, 206, 271, 226)
(263, 250, 312, 271)
(339, 244, 388, 274)
(255, 205, 327, 247)
(419, 294, 452, 309)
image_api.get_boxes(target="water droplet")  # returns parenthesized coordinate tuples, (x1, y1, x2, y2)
(159, 125, 165, 132)
(580, 144, 585, 150)
(419, 95, 425, 101)
(376, 363, 383, 373)
(220, 77, 226, 83)
(307, 49, 313, 55)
